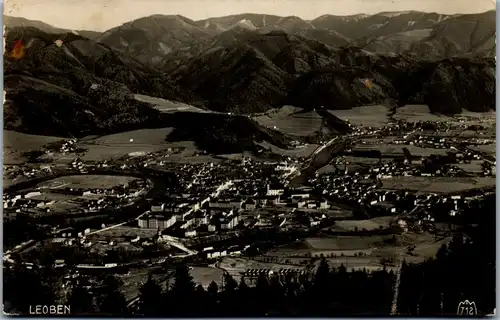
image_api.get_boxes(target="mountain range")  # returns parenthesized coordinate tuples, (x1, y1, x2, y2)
(3, 11, 496, 152)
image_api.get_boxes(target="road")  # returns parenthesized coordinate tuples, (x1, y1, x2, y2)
(160, 235, 198, 255)
(289, 136, 349, 186)
(311, 137, 339, 158)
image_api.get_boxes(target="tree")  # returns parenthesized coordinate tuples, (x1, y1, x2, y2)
(66, 281, 95, 315)
(193, 284, 208, 314)
(205, 280, 220, 314)
(167, 264, 197, 315)
(314, 258, 330, 286)
(222, 273, 238, 293)
(171, 264, 196, 296)
(238, 278, 249, 291)
(137, 274, 164, 316)
(436, 243, 449, 260)
(254, 273, 271, 313)
(4, 264, 51, 314)
(310, 258, 331, 313)
(207, 281, 219, 296)
(98, 275, 127, 315)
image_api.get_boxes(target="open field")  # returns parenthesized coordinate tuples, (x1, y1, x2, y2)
(3, 130, 62, 164)
(266, 236, 389, 259)
(393, 105, 446, 122)
(25, 192, 77, 202)
(266, 232, 451, 272)
(254, 106, 326, 137)
(87, 226, 159, 240)
(328, 105, 389, 127)
(257, 141, 319, 158)
(455, 161, 484, 173)
(117, 267, 172, 301)
(305, 236, 388, 250)
(343, 156, 393, 165)
(329, 217, 395, 232)
(117, 266, 224, 301)
(77, 128, 199, 161)
(393, 105, 496, 128)
(162, 154, 226, 164)
(134, 94, 206, 113)
(379, 176, 496, 193)
(190, 266, 224, 288)
(37, 175, 138, 189)
(303, 208, 354, 219)
(470, 142, 496, 155)
(371, 232, 452, 264)
(353, 143, 448, 156)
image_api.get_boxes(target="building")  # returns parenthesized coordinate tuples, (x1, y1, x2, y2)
(185, 228, 197, 237)
(137, 214, 169, 229)
(151, 204, 165, 213)
(221, 214, 239, 230)
(209, 199, 243, 209)
(244, 199, 256, 210)
(267, 184, 285, 196)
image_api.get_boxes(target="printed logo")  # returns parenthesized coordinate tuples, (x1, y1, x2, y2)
(457, 300, 478, 316)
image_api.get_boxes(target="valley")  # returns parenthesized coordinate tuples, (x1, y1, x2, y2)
(2, 7, 496, 317)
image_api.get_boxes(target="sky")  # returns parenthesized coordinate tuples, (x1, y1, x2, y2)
(4, 0, 497, 31)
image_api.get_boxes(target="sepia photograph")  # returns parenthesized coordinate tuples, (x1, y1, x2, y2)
(2, 0, 496, 316)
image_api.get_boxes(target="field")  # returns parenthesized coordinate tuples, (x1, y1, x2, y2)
(17, 190, 87, 214)
(3, 130, 62, 164)
(455, 161, 484, 173)
(254, 106, 326, 138)
(134, 94, 206, 113)
(117, 265, 224, 301)
(379, 176, 496, 193)
(257, 141, 319, 158)
(393, 105, 446, 122)
(37, 175, 138, 189)
(88, 226, 159, 240)
(470, 142, 496, 156)
(117, 267, 172, 301)
(77, 128, 198, 161)
(353, 143, 448, 156)
(329, 216, 395, 232)
(190, 266, 224, 288)
(303, 208, 354, 219)
(305, 236, 387, 250)
(343, 156, 393, 165)
(161, 153, 227, 164)
(265, 233, 451, 272)
(328, 105, 389, 127)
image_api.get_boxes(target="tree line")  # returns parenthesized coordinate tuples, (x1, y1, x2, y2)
(3, 257, 394, 316)
(4, 234, 494, 317)
(4, 195, 495, 316)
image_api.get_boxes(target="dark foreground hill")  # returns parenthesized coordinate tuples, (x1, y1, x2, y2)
(163, 112, 291, 154)
(4, 27, 203, 137)
(3, 27, 300, 154)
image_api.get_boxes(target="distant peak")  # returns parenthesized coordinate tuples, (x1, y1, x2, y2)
(281, 15, 302, 20)
(376, 11, 418, 17)
(230, 19, 258, 31)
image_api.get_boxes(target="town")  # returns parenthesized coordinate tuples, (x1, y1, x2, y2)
(3, 112, 496, 315)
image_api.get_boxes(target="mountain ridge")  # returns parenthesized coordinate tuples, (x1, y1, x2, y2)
(6, 10, 495, 62)
(3, 16, 495, 151)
